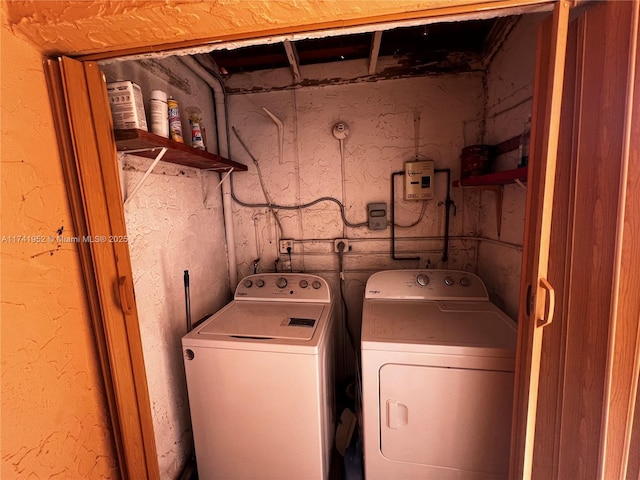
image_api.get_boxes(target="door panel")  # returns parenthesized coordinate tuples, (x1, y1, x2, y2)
(45, 56, 159, 480)
(380, 363, 514, 475)
(510, 2, 570, 478)
(514, 1, 640, 479)
(530, 14, 581, 480)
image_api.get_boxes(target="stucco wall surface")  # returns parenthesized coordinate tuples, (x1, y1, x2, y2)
(4, 0, 518, 56)
(122, 157, 231, 480)
(0, 20, 118, 480)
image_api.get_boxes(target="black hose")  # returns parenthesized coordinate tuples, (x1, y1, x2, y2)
(229, 173, 368, 228)
(337, 244, 356, 353)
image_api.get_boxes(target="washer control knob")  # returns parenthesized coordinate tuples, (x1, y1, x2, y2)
(460, 276, 471, 287)
(299, 280, 309, 289)
(243, 279, 253, 288)
(255, 279, 265, 288)
(416, 274, 430, 286)
(276, 277, 288, 289)
(312, 280, 322, 289)
(444, 277, 455, 286)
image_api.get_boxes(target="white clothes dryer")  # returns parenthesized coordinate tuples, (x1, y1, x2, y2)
(182, 273, 337, 480)
(361, 269, 517, 480)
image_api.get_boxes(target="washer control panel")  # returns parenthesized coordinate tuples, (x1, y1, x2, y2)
(365, 269, 488, 300)
(235, 273, 330, 302)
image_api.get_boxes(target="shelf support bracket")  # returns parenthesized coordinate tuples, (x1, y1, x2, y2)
(200, 167, 234, 207)
(124, 147, 168, 205)
(262, 107, 284, 165)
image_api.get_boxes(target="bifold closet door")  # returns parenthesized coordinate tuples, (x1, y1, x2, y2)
(510, 2, 570, 478)
(45, 56, 159, 480)
(513, 1, 640, 479)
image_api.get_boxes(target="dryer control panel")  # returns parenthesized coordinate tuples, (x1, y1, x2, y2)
(365, 269, 488, 300)
(235, 273, 330, 303)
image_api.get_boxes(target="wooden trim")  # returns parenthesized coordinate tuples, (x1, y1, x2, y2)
(44, 57, 160, 480)
(76, 0, 555, 62)
(601, 1, 640, 478)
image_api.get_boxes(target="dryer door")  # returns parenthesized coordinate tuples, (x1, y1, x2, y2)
(379, 363, 514, 476)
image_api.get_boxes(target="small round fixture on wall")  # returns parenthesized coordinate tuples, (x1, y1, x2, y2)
(332, 122, 350, 140)
(333, 122, 350, 169)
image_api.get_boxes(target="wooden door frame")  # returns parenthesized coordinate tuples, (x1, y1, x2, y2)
(43, 1, 568, 478)
(600, 2, 640, 478)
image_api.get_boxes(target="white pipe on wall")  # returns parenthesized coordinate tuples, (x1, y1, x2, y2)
(178, 56, 239, 289)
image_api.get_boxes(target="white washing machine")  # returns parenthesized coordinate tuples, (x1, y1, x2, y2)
(361, 269, 517, 480)
(182, 273, 337, 480)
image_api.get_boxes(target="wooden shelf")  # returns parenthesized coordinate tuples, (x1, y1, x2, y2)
(453, 134, 528, 237)
(114, 129, 248, 171)
(453, 167, 528, 187)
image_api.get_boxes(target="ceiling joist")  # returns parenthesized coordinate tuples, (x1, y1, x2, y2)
(283, 40, 302, 83)
(369, 31, 383, 75)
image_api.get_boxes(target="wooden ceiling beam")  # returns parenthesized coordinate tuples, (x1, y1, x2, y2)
(369, 31, 383, 74)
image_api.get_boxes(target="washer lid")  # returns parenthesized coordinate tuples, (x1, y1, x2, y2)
(198, 302, 325, 340)
(363, 300, 516, 352)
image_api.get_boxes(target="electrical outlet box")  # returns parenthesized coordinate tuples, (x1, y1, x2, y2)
(405, 160, 435, 200)
(334, 239, 350, 253)
(279, 239, 294, 254)
(367, 203, 388, 230)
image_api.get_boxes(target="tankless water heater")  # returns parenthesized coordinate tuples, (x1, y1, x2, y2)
(404, 160, 434, 200)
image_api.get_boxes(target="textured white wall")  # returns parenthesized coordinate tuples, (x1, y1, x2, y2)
(479, 14, 542, 318)
(102, 59, 230, 480)
(226, 66, 484, 353)
(122, 159, 230, 479)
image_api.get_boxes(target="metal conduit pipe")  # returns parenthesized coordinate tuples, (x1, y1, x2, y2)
(178, 56, 238, 289)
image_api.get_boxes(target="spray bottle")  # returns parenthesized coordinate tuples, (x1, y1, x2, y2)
(186, 107, 206, 150)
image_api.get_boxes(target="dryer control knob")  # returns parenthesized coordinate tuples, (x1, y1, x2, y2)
(276, 277, 288, 289)
(460, 276, 471, 287)
(243, 279, 253, 288)
(312, 280, 322, 289)
(255, 279, 265, 288)
(416, 274, 430, 286)
(444, 277, 455, 286)
(299, 280, 309, 288)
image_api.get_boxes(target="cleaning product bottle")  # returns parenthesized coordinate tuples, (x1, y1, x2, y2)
(149, 90, 169, 138)
(167, 96, 184, 143)
(518, 115, 531, 168)
(186, 107, 205, 150)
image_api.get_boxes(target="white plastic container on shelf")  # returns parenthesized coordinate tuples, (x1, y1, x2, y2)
(149, 90, 169, 138)
(106, 81, 148, 131)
